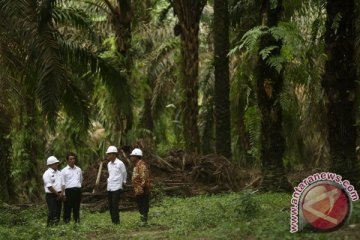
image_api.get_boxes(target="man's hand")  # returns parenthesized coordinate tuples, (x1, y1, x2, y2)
(60, 192, 66, 201)
(56, 192, 62, 200)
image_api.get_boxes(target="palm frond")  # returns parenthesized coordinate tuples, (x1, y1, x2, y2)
(62, 80, 91, 129)
(56, 36, 97, 74)
(133, 22, 179, 119)
(148, 39, 178, 83)
(151, 66, 177, 119)
(54, 25, 132, 118)
(52, 7, 98, 41)
(31, 31, 68, 126)
(0, 35, 26, 75)
(96, 56, 132, 116)
(81, 0, 110, 13)
(79, 0, 113, 37)
(157, 3, 172, 23)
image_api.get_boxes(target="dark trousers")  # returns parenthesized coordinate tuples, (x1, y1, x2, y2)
(46, 193, 62, 226)
(63, 188, 82, 223)
(136, 194, 150, 221)
(108, 189, 121, 224)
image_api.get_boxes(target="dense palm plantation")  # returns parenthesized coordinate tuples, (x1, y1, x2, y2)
(0, 0, 360, 204)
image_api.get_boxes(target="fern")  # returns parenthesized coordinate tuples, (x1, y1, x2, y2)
(229, 26, 268, 56)
(244, 105, 261, 165)
(259, 45, 279, 60)
(265, 55, 286, 73)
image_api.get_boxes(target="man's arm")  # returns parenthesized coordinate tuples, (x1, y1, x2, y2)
(79, 167, 83, 184)
(120, 162, 127, 185)
(61, 171, 66, 199)
(44, 171, 62, 199)
(48, 186, 62, 199)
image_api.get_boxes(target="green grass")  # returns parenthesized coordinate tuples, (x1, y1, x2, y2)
(0, 192, 359, 239)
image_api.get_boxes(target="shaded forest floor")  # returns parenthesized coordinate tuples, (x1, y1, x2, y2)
(1, 192, 359, 239)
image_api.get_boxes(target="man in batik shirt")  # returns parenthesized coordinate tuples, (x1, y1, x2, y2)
(130, 148, 150, 223)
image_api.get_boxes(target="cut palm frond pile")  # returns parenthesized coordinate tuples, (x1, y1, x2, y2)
(81, 150, 256, 212)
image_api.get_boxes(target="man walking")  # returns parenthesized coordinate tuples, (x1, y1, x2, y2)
(43, 156, 63, 226)
(106, 145, 127, 224)
(62, 152, 83, 224)
(130, 148, 150, 223)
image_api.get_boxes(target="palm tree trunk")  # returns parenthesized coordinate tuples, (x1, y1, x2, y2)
(141, 0, 154, 132)
(323, 0, 359, 187)
(143, 95, 154, 131)
(214, 0, 231, 158)
(181, 28, 201, 153)
(0, 109, 13, 202)
(111, 0, 132, 58)
(23, 95, 42, 200)
(106, 0, 133, 140)
(257, 0, 290, 192)
(172, 0, 206, 153)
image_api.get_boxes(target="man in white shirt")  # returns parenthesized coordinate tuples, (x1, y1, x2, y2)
(106, 145, 127, 224)
(43, 156, 63, 226)
(61, 152, 83, 224)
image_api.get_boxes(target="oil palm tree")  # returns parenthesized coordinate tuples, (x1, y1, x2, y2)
(255, 0, 291, 191)
(214, 0, 231, 158)
(170, 0, 207, 153)
(322, 0, 359, 187)
(0, 0, 131, 200)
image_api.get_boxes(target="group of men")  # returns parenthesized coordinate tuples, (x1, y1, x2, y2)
(43, 152, 82, 226)
(42, 146, 150, 226)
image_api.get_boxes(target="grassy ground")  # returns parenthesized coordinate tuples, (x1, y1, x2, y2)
(0, 191, 359, 240)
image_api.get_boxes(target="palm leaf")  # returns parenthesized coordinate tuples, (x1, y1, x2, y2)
(62, 80, 91, 129)
(52, 7, 98, 42)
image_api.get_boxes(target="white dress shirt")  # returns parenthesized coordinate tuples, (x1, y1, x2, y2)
(107, 158, 127, 191)
(61, 165, 83, 189)
(43, 168, 63, 193)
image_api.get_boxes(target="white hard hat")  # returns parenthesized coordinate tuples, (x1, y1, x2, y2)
(106, 145, 118, 154)
(47, 156, 59, 165)
(130, 148, 143, 157)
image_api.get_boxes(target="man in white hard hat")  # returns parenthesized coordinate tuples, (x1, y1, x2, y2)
(130, 148, 150, 223)
(61, 152, 83, 224)
(106, 145, 127, 224)
(43, 156, 64, 226)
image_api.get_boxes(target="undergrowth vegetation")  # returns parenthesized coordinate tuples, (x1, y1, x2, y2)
(0, 192, 359, 240)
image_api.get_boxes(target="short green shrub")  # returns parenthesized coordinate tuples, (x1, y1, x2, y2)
(234, 190, 261, 218)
